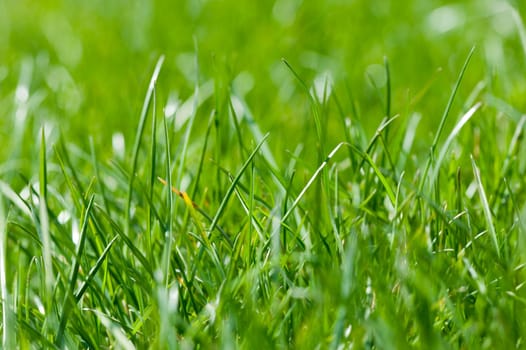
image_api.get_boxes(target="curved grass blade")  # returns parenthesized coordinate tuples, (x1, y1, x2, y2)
(471, 156, 500, 257)
(429, 102, 482, 188)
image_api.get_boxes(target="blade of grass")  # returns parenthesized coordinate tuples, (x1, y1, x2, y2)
(90, 137, 111, 216)
(0, 196, 14, 349)
(91, 310, 136, 350)
(384, 56, 391, 119)
(0, 180, 32, 217)
(126, 55, 165, 237)
(39, 127, 53, 319)
(74, 235, 118, 301)
(282, 142, 344, 223)
(471, 156, 500, 257)
(419, 47, 476, 192)
(146, 90, 158, 259)
(282, 59, 326, 158)
(429, 102, 481, 188)
(56, 195, 95, 345)
(161, 96, 174, 287)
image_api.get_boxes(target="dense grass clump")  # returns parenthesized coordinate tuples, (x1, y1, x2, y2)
(2, 1, 526, 348)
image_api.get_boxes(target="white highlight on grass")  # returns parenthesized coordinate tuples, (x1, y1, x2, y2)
(33, 296, 45, 315)
(112, 132, 125, 160)
(174, 80, 214, 130)
(71, 219, 80, 246)
(311, 71, 333, 103)
(233, 71, 254, 97)
(15, 107, 27, 125)
(15, 85, 29, 103)
(384, 195, 396, 221)
(344, 325, 352, 338)
(19, 186, 31, 202)
(93, 310, 136, 350)
(57, 210, 71, 224)
(426, 5, 465, 35)
(167, 284, 179, 312)
(19, 183, 41, 206)
(402, 113, 421, 155)
(429, 102, 481, 188)
(179, 174, 191, 193)
(230, 95, 245, 122)
(397, 112, 421, 170)
(463, 257, 487, 295)
(163, 92, 179, 118)
(205, 301, 216, 323)
(466, 181, 477, 199)
(0, 183, 30, 218)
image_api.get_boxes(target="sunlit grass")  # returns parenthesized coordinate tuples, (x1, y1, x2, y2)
(1, 1, 526, 348)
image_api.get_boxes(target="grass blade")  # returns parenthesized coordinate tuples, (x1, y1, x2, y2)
(92, 310, 136, 350)
(471, 156, 500, 257)
(419, 47, 475, 191)
(0, 197, 14, 349)
(39, 127, 54, 316)
(74, 235, 118, 301)
(125, 55, 165, 237)
(161, 98, 173, 287)
(429, 102, 482, 188)
(56, 195, 95, 345)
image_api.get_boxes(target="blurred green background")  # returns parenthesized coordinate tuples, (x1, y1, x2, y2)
(1, 0, 525, 159)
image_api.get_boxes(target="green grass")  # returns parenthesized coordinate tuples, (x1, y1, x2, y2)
(2, 0, 526, 348)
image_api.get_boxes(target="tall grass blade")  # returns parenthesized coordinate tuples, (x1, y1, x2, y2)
(471, 156, 500, 257)
(39, 127, 54, 315)
(126, 55, 165, 236)
(0, 197, 14, 349)
(161, 102, 173, 286)
(56, 195, 95, 345)
(419, 47, 475, 191)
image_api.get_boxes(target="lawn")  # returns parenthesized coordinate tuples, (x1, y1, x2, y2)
(1, 0, 526, 348)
